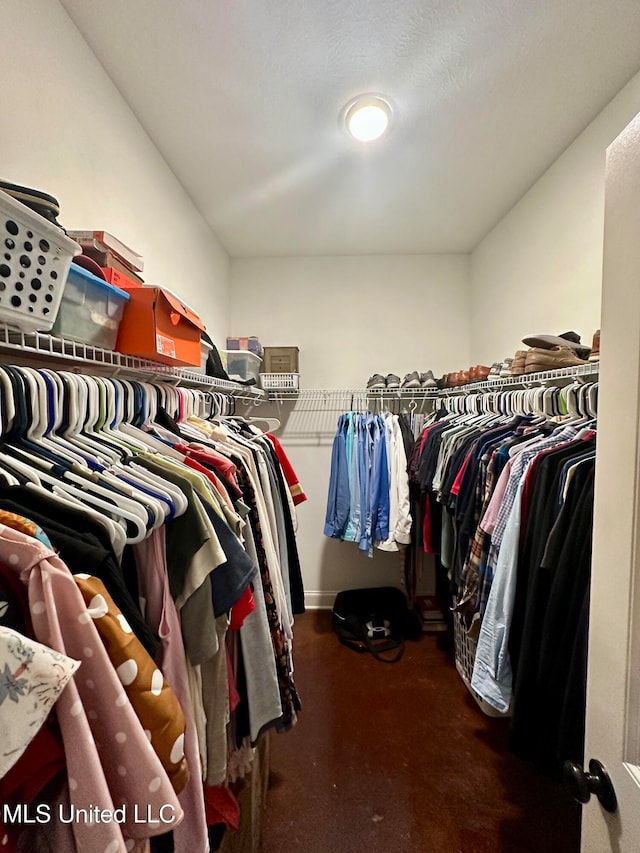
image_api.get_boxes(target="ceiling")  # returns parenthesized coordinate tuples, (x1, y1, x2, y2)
(60, 0, 640, 258)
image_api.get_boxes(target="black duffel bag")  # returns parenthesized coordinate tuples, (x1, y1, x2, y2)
(331, 586, 421, 663)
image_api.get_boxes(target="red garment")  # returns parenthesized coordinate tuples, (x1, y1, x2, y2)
(418, 424, 440, 553)
(226, 644, 241, 714)
(266, 434, 307, 505)
(0, 722, 66, 807)
(450, 450, 473, 498)
(176, 443, 238, 483)
(229, 585, 255, 631)
(422, 495, 433, 554)
(205, 785, 240, 830)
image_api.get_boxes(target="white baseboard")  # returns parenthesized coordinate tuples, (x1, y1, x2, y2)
(303, 590, 338, 610)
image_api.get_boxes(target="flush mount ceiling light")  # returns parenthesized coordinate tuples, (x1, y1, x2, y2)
(343, 94, 392, 143)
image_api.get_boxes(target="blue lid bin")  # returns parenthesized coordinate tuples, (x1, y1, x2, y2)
(52, 264, 130, 349)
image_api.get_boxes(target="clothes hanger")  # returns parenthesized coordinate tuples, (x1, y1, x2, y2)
(56, 372, 124, 464)
(16, 368, 89, 467)
(0, 367, 176, 540)
(13, 369, 160, 539)
(34, 369, 103, 465)
(25, 477, 128, 557)
(79, 378, 179, 525)
(97, 379, 161, 454)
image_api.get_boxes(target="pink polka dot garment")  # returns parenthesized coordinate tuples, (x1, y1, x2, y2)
(0, 523, 184, 853)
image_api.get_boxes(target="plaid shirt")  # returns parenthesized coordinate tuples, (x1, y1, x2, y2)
(456, 439, 509, 628)
(483, 425, 579, 595)
(456, 426, 576, 628)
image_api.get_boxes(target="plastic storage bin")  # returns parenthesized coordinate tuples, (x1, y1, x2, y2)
(192, 339, 213, 375)
(224, 350, 262, 383)
(0, 190, 81, 332)
(52, 264, 129, 349)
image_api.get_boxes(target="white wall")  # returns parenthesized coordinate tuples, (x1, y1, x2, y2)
(231, 254, 470, 605)
(470, 69, 640, 366)
(0, 0, 230, 341)
(230, 255, 470, 387)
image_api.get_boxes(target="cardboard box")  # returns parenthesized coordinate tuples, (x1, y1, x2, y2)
(81, 247, 145, 283)
(262, 346, 299, 373)
(67, 230, 144, 272)
(102, 267, 143, 290)
(115, 287, 205, 366)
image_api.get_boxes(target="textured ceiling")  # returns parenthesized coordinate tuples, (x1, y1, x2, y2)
(60, 0, 640, 257)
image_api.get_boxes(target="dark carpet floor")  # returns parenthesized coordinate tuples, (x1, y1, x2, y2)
(260, 610, 580, 853)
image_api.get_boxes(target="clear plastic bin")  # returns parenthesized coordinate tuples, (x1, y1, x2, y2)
(224, 349, 262, 383)
(192, 339, 213, 375)
(52, 264, 129, 349)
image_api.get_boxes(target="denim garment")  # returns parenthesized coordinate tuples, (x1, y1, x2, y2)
(470, 476, 525, 713)
(357, 414, 375, 553)
(371, 416, 390, 545)
(323, 414, 351, 538)
(344, 413, 361, 542)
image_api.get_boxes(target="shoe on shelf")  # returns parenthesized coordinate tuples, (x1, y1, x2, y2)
(475, 365, 491, 381)
(367, 374, 386, 390)
(487, 363, 502, 381)
(499, 358, 513, 377)
(401, 371, 422, 389)
(420, 370, 438, 389)
(589, 329, 600, 361)
(385, 373, 401, 389)
(521, 330, 591, 358)
(524, 346, 587, 374)
(511, 350, 527, 375)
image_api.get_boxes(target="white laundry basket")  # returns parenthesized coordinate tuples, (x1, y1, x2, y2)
(453, 605, 511, 718)
(259, 372, 300, 390)
(0, 190, 80, 332)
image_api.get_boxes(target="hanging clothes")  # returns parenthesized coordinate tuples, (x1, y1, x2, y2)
(0, 365, 305, 853)
(324, 411, 413, 557)
(411, 382, 597, 775)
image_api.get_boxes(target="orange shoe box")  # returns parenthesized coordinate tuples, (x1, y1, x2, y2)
(115, 287, 205, 366)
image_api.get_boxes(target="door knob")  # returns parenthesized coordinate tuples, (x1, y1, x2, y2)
(563, 759, 618, 813)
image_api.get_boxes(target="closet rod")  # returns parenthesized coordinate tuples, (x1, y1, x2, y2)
(268, 388, 440, 400)
(0, 325, 264, 401)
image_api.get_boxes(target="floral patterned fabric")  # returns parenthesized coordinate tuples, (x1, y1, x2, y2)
(0, 626, 79, 778)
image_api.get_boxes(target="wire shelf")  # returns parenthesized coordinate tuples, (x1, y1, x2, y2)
(265, 363, 599, 402)
(0, 325, 264, 400)
(440, 361, 599, 394)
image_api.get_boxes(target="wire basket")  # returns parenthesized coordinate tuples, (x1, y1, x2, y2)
(453, 605, 511, 718)
(0, 191, 80, 332)
(259, 372, 300, 390)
